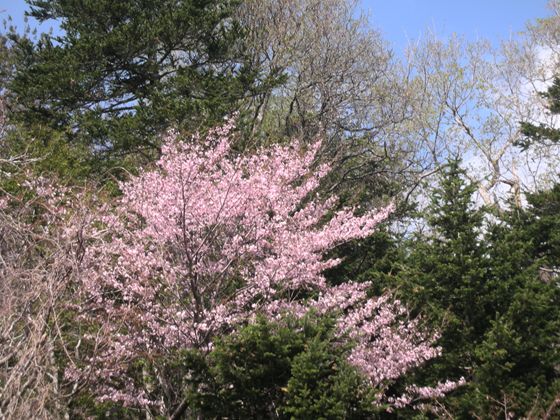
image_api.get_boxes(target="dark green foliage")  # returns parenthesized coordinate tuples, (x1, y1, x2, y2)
(473, 185, 560, 414)
(183, 315, 378, 419)
(324, 229, 404, 296)
(0, 32, 16, 91)
(523, 184, 560, 265)
(390, 161, 560, 417)
(283, 338, 378, 420)
(7, 0, 274, 177)
(398, 161, 490, 379)
(519, 77, 560, 148)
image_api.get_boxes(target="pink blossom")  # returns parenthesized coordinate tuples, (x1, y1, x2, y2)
(75, 119, 451, 411)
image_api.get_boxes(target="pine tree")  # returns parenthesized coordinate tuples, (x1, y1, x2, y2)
(7, 0, 273, 176)
(391, 160, 497, 417)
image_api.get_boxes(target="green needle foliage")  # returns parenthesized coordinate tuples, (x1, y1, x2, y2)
(400, 161, 490, 379)
(7, 0, 273, 177)
(519, 77, 560, 148)
(468, 189, 560, 417)
(183, 315, 378, 419)
(392, 160, 560, 417)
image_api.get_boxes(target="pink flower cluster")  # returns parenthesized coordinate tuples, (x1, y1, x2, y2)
(74, 120, 453, 409)
(388, 377, 467, 411)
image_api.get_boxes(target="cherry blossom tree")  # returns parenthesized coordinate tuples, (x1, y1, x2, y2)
(72, 119, 454, 416)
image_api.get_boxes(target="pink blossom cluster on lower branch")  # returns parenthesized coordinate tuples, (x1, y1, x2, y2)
(71, 119, 461, 411)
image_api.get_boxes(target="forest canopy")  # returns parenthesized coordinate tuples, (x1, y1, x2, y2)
(1, 1, 560, 419)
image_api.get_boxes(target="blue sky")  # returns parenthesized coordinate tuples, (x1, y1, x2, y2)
(0, 0, 552, 51)
(1, 0, 59, 36)
(362, 0, 549, 52)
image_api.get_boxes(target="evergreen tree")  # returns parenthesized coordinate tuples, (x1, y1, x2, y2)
(183, 315, 378, 419)
(399, 160, 490, 382)
(7, 0, 273, 176)
(475, 186, 560, 416)
(394, 161, 560, 417)
(519, 76, 560, 148)
(523, 183, 560, 268)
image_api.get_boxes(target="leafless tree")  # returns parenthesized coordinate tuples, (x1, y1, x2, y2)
(237, 0, 430, 206)
(0, 176, 91, 418)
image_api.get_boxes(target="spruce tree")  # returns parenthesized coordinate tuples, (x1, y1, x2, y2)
(519, 76, 560, 148)
(391, 160, 495, 417)
(476, 186, 560, 416)
(396, 164, 560, 416)
(400, 160, 490, 381)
